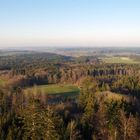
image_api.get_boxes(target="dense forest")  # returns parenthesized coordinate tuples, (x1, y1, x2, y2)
(0, 51, 140, 140)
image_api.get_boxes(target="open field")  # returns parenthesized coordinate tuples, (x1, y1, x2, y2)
(0, 79, 5, 86)
(24, 84, 80, 97)
(103, 56, 140, 64)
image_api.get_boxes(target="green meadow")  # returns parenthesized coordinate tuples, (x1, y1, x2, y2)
(103, 56, 140, 64)
(24, 84, 80, 97)
(0, 79, 5, 86)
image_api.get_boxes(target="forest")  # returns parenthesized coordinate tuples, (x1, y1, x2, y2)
(0, 50, 140, 140)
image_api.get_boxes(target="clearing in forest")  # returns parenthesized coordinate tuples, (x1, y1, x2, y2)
(24, 84, 80, 97)
(103, 56, 139, 64)
(0, 79, 5, 86)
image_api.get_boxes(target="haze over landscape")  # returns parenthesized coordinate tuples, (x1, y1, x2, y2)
(0, 0, 140, 48)
(1, 1, 140, 140)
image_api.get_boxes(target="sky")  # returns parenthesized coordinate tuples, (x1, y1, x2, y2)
(0, 0, 140, 48)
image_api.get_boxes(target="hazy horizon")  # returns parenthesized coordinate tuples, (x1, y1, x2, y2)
(0, 0, 140, 48)
(1, 45, 140, 50)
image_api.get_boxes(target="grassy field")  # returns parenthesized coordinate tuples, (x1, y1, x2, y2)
(24, 84, 80, 97)
(103, 56, 140, 64)
(0, 79, 5, 86)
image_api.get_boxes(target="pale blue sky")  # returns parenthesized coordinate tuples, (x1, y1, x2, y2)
(0, 0, 140, 48)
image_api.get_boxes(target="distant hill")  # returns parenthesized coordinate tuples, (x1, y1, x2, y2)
(0, 51, 72, 70)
